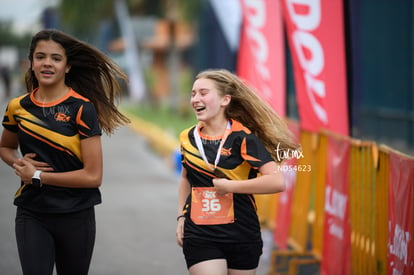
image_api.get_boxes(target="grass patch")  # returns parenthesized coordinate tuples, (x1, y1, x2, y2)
(121, 103, 197, 139)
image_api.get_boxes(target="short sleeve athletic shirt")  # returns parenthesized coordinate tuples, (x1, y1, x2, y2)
(2, 88, 102, 213)
(180, 119, 273, 243)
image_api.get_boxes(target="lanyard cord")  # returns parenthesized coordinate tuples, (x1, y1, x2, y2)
(193, 121, 231, 171)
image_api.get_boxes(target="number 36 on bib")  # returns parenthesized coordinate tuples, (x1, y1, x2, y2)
(191, 187, 234, 225)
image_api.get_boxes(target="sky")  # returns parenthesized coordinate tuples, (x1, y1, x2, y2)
(0, 0, 58, 34)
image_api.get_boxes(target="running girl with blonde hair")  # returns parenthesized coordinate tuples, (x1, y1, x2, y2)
(176, 69, 298, 275)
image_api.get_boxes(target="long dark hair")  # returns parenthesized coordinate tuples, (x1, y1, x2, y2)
(25, 29, 130, 134)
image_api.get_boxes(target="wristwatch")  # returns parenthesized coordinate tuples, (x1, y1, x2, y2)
(32, 170, 43, 188)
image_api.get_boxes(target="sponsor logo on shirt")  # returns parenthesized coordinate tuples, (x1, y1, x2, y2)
(54, 112, 71, 122)
(221, 147, 232, 156)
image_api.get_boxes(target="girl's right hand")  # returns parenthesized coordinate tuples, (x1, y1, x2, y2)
(22, 153, 54, 172)
(176, 216, 185, 247)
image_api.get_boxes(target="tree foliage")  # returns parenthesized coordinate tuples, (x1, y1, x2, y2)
(0, 21, 32, 48)
(59, 0, 114, 38)
(58, 0, 200, 38)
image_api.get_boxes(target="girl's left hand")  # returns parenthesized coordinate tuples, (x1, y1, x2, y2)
(13, 159, 36, 184)
(212, 178, 231, 196)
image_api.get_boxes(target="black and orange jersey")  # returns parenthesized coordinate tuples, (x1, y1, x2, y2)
(180, 119, 273, 243)
(2, 88, 102, 213)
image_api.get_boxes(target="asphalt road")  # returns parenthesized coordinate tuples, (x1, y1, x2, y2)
(0, 124, 187, 275)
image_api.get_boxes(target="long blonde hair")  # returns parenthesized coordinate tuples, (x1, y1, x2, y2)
(196, 69, 298, 162)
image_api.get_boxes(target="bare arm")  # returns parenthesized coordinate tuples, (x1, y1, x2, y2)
(13, 135, 103, 188)
(176, 167, 191, 247)
(0, 129, 53, 170)
(213, 161, 285, 195)
(0, 129, 20, 167)
(177, 167, 191, 215)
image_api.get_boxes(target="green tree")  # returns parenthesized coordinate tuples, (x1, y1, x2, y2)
(59, 0, 114, 38)
(58, 0, 197, 39)
(0, 21, 32, 48)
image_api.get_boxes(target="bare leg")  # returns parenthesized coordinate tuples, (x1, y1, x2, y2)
(228, 268, 257, 275)
(189, 259, 227, 275)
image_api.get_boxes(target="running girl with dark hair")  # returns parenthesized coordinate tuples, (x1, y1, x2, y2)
(0, 29, 129, 275)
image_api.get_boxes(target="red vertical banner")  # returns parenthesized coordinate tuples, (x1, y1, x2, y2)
(237, 0, 286, 116)
(388, 152, 414, 275)
(282, 0, 349, 135)
(322, 135, 351, 274)
(273, 120, 301, 249)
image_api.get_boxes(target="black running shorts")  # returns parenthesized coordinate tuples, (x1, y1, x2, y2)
(183, 238, 263, 270)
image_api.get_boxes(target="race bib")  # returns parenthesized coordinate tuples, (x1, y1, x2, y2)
(191, 187, 234, 225)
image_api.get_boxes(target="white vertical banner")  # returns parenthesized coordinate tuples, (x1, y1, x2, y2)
(209, 0, 242, 52)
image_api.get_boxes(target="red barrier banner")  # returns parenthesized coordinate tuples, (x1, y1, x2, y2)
(282, 0, 349, 135)
(237, 0, 286, 116)
(322, 136, 351, 274)
(273, 120, 301, 249)
(388, 152, 414, 275)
